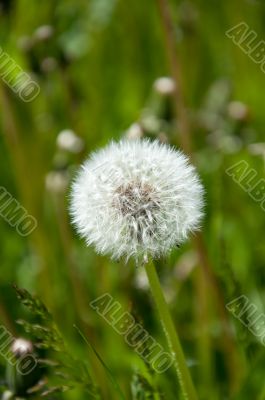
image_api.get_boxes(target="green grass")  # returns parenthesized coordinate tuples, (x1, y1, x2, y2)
(0, 0, 265, 398)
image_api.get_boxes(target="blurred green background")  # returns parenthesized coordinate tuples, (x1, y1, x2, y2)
(0, 0, 265, 399)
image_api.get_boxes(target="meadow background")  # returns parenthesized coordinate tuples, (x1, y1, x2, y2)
(0, 0, 265, 399)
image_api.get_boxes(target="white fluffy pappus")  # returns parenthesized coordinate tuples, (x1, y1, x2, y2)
(70, 139, 204, 262)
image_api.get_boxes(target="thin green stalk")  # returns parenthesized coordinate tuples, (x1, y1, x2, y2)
(194, 265, 213, 397)
(145, 260, 198, 400)
(258, 383, 265, 400)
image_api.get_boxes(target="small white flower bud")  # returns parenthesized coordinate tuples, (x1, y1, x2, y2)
(227, 101, 249, 121)
(46, 171, 69, 194)
(153, 77, 176, 95)
(41, 57, 57, 73)
(34, 25, 54, 41)
(141, 114, 160, 133)
(125, 123, 143, 140)
(2, 390, 14, 400)
(56, 129, 84, 153)
(11, 338, 33, 357)
(248, 142, 265, 157)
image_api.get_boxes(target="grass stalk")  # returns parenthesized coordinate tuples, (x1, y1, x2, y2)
(145, 260, 198, 400)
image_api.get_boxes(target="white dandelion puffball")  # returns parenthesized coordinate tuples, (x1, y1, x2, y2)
(70, 139, 204, 261)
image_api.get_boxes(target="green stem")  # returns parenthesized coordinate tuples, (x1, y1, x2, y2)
(145, 260, 198, 400)
(258, 383, 265, 400)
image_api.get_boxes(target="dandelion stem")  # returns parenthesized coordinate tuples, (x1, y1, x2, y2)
(145, 260, 198, 400)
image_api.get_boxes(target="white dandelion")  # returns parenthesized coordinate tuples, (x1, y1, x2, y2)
(70, 139, 204, 262)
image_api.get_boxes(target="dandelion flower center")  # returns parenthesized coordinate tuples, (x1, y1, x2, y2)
(113, 182, 158, 218)
(113, 182, 160, 245)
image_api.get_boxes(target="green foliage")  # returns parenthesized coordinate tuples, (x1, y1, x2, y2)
(0, 0, 265, 399)
(13, 285, 101, 399)
(131, 372, 163, 400)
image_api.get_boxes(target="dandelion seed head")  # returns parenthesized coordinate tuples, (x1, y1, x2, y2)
(70, 139, 204, 262)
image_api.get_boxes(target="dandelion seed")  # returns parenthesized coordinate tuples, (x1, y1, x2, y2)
(70, 139, 204, 262)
